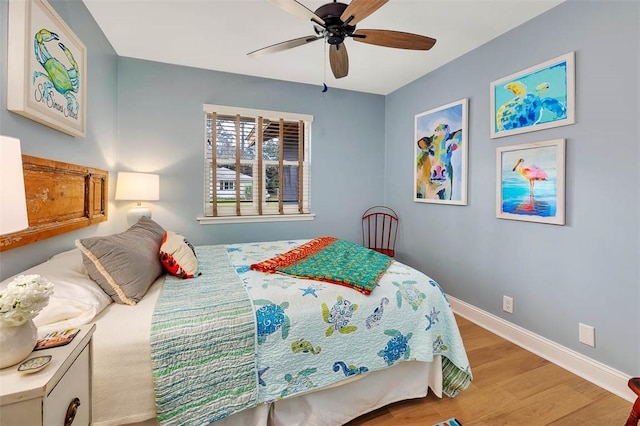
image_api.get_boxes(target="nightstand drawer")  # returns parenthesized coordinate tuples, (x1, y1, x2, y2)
(44, 344, 90, 425)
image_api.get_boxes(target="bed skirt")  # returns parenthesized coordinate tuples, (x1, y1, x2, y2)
(126, 357, 442, 426)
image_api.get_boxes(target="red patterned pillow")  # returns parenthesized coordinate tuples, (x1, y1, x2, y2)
(159, 231, 200, 279)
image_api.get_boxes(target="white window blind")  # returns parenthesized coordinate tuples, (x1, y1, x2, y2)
(203, 104, 313, 220)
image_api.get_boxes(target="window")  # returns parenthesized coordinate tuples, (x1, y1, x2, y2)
(200, 104, 314, 223)
(220, 180, 234, 191)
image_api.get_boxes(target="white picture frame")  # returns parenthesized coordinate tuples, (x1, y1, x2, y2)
(414, 98, 468, 205)
(490, 52, 575, 139)
(496, 139, 565, 225)
(7, 0, 87, 137)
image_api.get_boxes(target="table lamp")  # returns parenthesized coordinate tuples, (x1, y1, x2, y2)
(0, 135, 29, 235)
(115, 172, 159, 226)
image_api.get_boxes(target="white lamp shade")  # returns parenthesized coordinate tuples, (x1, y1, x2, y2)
(115, 172, 159, 201)
(115, 172, 159, 226)
(0, 136, 29, 234)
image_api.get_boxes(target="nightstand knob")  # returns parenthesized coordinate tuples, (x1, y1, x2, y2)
(64, 397, 81, 426)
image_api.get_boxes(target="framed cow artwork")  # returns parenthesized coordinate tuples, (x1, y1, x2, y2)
(414, 98, 468, 205)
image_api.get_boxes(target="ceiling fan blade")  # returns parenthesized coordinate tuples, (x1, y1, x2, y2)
(340, 0, 388, 25)
(248, 35, 322, 57)
(353, 29, 436, 50)
(329, 44, 349, 79)
(268, 0, 325, 26)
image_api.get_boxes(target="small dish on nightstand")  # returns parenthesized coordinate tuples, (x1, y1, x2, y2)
(18, 355, 52, 374)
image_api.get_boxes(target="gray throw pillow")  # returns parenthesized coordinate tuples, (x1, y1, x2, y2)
(76, 217, 166, 305)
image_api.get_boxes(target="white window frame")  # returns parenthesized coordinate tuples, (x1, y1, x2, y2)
(198, 104, 315, 224)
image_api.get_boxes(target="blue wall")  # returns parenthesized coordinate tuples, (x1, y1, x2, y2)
(385, 0, 639, 375)
(0, 0, 119, 279)
(114, 58, 386, 245)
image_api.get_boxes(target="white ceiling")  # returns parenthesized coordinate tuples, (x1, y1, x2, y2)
(82, 0, 564, 95)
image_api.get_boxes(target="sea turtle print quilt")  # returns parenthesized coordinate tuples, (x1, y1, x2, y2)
(229, 239, 472, 402)
(151, 239, 472, 424)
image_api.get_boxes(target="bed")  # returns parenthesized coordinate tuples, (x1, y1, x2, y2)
(0, 155, 471, 426)
(1, 219, 472, 426)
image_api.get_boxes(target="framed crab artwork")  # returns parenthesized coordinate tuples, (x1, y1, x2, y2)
(7, 0, 87, 137)
(490, 52, 575, 139)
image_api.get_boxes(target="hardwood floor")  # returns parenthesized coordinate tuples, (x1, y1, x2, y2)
(347, 315, 632, 426)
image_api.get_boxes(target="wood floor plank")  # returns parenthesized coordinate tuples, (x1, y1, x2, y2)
(498, 363, 576, 399)
(477, 384, 592, 425)
(346, 315, 632, 425)
(469, 349, 548, 385)
(429, 385, 519, 421)
(548, 393, 632, 425)
(465, 340, 521, 368)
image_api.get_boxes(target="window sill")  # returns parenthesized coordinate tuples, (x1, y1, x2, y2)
(197, 213, 316, 225)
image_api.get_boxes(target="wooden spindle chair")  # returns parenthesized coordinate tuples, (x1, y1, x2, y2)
(361, 206, 398, 257)
(626, 377, 640, 426)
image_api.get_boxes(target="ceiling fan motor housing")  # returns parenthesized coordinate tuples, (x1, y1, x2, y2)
(314, 2, 355, 45)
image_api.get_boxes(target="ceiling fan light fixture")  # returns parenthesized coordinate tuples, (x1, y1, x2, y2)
(252, 0, 437, 79)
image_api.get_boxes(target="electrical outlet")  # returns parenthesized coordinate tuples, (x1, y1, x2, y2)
(502, 295, 513, 314)
(579, 323, 595, 347)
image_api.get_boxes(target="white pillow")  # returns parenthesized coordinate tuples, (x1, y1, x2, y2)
(0, 249, 112, 332)
(159, 231, 200, 278)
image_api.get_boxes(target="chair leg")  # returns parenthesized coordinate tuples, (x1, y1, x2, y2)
(627, 378, 640, 426)
(626, 397, 640, 426)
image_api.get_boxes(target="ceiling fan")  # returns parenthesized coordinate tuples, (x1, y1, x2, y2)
(247, 0, 437, 79)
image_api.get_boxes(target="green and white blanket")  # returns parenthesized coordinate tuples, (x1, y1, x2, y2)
(150, 246, 257, 425)
(151, 240, 473, 425)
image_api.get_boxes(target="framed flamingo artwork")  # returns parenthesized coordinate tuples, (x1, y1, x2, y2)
(496, 139, 565, 225)
(490, 52, 575, 139)
(7, 0, 87, 137)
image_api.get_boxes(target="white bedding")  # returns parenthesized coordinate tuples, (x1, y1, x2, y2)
(91, 275, 164, 425)
(0, 249, 111, 332)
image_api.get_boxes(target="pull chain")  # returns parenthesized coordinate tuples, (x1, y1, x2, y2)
(322, 41, 328, 93)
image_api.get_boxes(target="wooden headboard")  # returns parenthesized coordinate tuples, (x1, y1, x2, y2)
(0, 155, 108, 252)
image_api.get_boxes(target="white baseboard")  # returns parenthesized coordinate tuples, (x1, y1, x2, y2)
(448, 296, 635, 403)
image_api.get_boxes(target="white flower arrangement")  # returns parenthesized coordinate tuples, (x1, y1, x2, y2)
(0, 274, 54, 327)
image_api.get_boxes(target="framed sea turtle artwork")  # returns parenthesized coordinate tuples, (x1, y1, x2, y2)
(496, 139, 565, 225)
(490, 52, 574, 139)
(7, 0, 87, 137)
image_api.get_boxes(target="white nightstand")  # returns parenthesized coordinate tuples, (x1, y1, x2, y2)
(0, 324, 95, 426)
